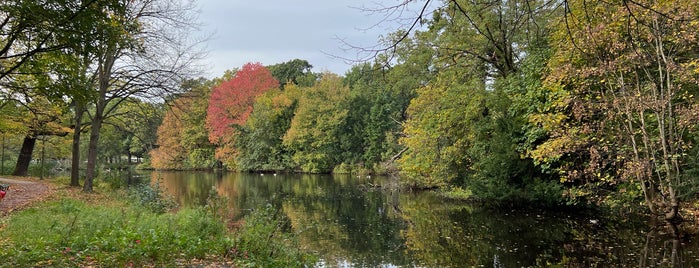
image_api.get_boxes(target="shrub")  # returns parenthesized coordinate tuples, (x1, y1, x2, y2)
(127, 179, 178, 214)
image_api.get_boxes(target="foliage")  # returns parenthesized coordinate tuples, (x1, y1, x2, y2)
(0, 198, 231, 267)
(127, 179, 178, 214)
(389, 0, 569, 205)
(283, 74, 350, 173)
(151, 78, 216, 170)
(536, 0, 699, 217)
(207, 62, 279, 169)
(399, 75, 487, 188)
(235, 86, 300, 171)
(268, 59, 318, 88)
(105, 99, 163, 162)
(341, 63, 407, 169)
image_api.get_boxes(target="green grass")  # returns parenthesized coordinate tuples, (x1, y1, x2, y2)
(0, 198, 230, 266)
(0, 181, 315, 267)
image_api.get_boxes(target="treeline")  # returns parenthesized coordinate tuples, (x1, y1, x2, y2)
(150, 60, 412, 175)
(1, 0, 698, 216)
(151, 0, 699, 218)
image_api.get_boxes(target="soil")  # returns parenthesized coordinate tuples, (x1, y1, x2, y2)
(0, 177, 52, 217)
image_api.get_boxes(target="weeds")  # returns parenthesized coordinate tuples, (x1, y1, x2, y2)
(0, 181, 317, 267)
(127, 179, 178, 213)
(0, 198, 230, 267)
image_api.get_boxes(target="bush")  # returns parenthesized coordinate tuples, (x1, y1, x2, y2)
(127, 179, 178, 213)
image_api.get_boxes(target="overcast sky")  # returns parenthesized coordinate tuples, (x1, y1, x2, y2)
(196, 0, 417, 78)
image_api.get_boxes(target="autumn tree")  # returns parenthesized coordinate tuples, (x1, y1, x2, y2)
(151, 78, 216, 170)
(0, 101, 26, 174)
(388, 0, 561, 202)
(235, 85, 300, 171)
(206, 62, 279, 169)
(80, 0, 205, 192)
(151, 97, 189, 169)
(283, 74, 350, 173)
(535, 0, 699, 220)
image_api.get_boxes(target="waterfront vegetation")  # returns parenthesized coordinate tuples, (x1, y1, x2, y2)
(2, 0, 699, 265)
(0, 177, 315, 267)
(2, 0, 699, 218)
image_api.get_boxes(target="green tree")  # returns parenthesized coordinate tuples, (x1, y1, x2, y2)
(236, 85, 300, 171)
(391, 0, 561, 203)
(535, 0, 699, 219)
(99, 98, 162, 166)
(0, 0, 106, 80)
(268, 59, 318, 88)
(340, 63, 412, 171)
(283, 74, 350, 173)
(0, 49, 75, 176)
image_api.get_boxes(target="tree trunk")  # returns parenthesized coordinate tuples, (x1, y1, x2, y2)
(84, 113, 103, 192)
(84, 44, 115, 193)
(70, 102, 85, 187)
(1, 133, 5, 173)
(12, 135, 37, 176)
(664, 200, 680, 222)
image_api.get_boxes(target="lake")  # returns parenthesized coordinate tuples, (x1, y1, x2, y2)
(138, 170, 698, 267)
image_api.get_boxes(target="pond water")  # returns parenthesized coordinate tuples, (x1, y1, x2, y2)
(139, 171, 698, 267)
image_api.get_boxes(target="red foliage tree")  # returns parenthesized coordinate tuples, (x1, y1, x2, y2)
(206, 62, 279, 167)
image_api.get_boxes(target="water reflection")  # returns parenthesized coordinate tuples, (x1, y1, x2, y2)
(143, 171, 699, 267)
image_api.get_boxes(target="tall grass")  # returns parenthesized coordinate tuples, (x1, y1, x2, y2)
(0, 180, 316, 267)
(0, 198, 231, 267)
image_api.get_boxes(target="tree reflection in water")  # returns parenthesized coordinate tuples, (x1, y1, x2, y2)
(143, 171, 699, 267)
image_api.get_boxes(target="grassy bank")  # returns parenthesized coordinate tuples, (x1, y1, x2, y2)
(0, 178, 316, 267)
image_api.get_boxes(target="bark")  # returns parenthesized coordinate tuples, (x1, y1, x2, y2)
(12, 136, 37, 176)
(1, 134, 6, 173)
(84, 48, 115, 192)
(664, 201, 680, 222)
(70, 101, 85, 187)
(84, 112, 102, 192)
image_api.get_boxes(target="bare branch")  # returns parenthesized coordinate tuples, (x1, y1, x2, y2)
(326, 0, 438, 67)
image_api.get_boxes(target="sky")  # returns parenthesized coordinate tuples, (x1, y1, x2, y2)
(196, 0, 415, 78)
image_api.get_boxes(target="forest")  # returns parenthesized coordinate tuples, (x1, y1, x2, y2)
(2, 0, 699, 222)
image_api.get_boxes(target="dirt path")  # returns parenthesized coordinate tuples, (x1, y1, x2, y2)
(0, 177, 51, 216)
